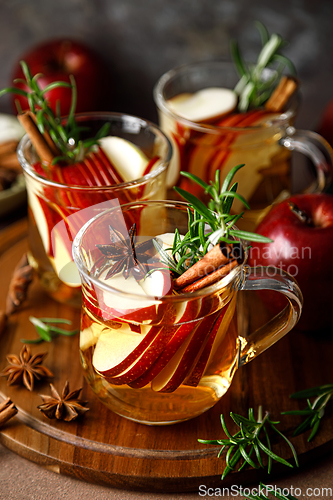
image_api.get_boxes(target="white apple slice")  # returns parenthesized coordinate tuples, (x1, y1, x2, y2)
(167, 88, 237, 123)
(93, 323, 151, 375)
(140, 269, 173, 297)
(80, 321, 105, 351)
(28, 191, 51, 254)
(0, 113, 25, 142)
(99, 136, 150, 182)
(100, 271, 160, 323)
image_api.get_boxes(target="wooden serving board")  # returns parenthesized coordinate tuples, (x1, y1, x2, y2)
(0, 218, 333, 492)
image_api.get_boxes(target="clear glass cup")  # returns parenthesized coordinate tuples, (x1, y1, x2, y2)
(17, 112, 172, 308)
(73, 200, 303, 425)
(154, 61, 333, 231)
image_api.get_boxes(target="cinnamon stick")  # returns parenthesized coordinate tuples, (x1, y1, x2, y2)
(0, 398, 18, 428)
(0, 140, 19, 156)
(24, 110, 60, 157)
(6, 253, 33, 315)
(180, 259, 238, 293)
(174, 242, 232, 290)
(17, 111, 55, 164)
(0, 311, 7, 338)
(265, 75, 299, 113)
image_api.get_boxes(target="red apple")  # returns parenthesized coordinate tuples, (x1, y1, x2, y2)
(11, 39, 109, 115)
(317, 98, 333, 147)
(248, 193, 333, 332)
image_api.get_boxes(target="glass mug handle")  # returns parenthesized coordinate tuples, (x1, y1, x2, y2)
(280, 128, 333, 192)
(237, 265, 303, 366)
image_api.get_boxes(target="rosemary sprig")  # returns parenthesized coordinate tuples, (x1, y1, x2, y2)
(0, 60, 109, 164)
(231, 21, 296, 111)
(168, 165, 272, 274)
(21, 317, 79, 344)
(198, 406, 298, 480)
(282, 383, 333, 442)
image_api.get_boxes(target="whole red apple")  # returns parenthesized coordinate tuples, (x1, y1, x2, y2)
(248, 193, 333, 332)
(11, 39, 109, 115)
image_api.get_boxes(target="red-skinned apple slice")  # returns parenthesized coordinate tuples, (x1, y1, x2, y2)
(150, 308, 222, 393)
(178, 109, 269, 196)
(92, 322, 161, 378)
(100, 292, 198, 385)
(127, 320, 200, 389)
(168, 88, 238, 123)
(184, 294, 237, 387)
(102, 296, 201, 384)
(102, 323, 182, 385)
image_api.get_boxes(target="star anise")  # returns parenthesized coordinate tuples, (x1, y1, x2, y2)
(95, 223, 159, 280)
(0, 344, 53, 391)
(37, 381, 89, 421)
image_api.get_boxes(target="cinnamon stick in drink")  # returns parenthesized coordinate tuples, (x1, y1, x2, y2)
(265, 75, 299, 113)
(174, 242, 233, 290)
(17, 111, 55, 164)
(180, 259, 238, 293)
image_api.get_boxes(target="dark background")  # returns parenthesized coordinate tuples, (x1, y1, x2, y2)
(0, 0, 332, 131)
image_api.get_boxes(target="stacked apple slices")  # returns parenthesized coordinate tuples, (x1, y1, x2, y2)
(164, 87, 278, 207)
(29, 136, 161, 283)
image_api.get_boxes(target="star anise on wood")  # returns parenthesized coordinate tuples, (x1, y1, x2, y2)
(37, 381, 89, 421)
(0, 345, 54, 391)
(95, 223, 158, 280)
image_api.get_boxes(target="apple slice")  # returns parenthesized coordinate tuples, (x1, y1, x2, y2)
(128, 320, 198, 389)
(99, 271, 162, 323)
(167, 88, 237, 123)
(80, 321, 105, 351)
(99, 136, 151, 182)
(184, 294, 237, 387)
(140, 269, 173, 297)
(150, 309, 221, 393)
(104, 297, 201, 385)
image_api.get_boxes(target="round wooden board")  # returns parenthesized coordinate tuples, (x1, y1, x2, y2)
(0, 219, 333, 492)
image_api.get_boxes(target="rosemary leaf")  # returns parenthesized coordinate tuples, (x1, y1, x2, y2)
(282, 383, 333, 442)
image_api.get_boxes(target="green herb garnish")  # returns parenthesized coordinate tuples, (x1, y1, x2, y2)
(231, 21, 296, 111)
(198, 406, 298, 480)
(0, 60, 109, 164)
(282, 383, 333, 442)
(21, 317, 79, 344)
(165, 165, 272, 275)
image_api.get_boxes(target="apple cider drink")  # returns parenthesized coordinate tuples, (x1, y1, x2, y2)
(154, 25, 333, 231)
(73, 171, 303, 425)
(18, 113, 170, 307)
(6, 63, 171, 306)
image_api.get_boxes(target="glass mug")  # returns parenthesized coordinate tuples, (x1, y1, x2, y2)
(72, 200, 303, 425)
(18, 112, 171, 307)
(154, 61, 333, 231)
